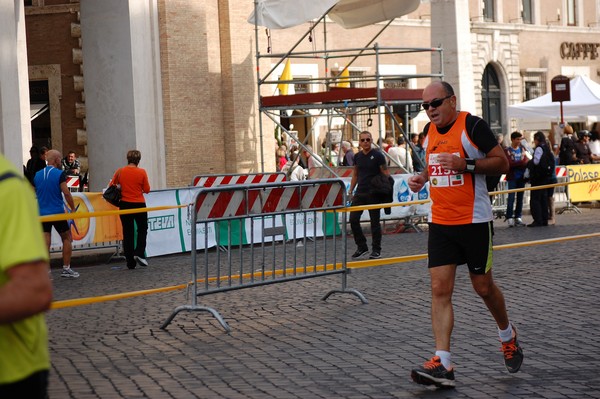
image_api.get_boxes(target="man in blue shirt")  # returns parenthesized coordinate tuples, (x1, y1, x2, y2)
(34, 150, 79, 278)
(504, 132, 529, 227)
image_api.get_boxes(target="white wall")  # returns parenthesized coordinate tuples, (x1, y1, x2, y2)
(80, 0, 166, 191)
(431, 0, 476, 112)
(0, 0, 32, 169)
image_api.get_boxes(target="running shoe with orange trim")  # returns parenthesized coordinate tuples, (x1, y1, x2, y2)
(501, 325, 524, 373)
(411, 356, 455, 388)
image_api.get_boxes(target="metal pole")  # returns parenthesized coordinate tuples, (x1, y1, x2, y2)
(254, 0, 265, 172)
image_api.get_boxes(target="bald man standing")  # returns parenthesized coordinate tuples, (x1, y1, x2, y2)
(34, 150, 79, 278)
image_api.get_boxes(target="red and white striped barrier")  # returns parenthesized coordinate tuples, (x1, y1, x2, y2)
(194, 181, 345, 220)
(66, 175, 80, 188)
(499, 166, 567, 182)
(555, 166, 567, 177)
(191, 172, 286, 187)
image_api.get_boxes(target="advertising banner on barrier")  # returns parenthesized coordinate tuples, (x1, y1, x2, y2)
(146, 188, 216, 257)
(567, 164, 600, 202)
(50, 192, 122, 251)
(145, 189, 184, 255)
(50, 176, 430, 257)
(340, 175, 431, 221)
(284, 211, 324, 239)
(216, 215, 286, 246)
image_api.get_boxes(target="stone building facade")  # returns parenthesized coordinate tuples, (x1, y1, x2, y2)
(18, 0, 600, 189)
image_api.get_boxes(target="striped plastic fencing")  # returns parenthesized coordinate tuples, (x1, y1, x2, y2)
(161, 178, 367, 332)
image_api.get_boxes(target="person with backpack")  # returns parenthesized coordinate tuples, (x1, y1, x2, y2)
(527, 131, 554, 227)
(559, 125, 577, 166)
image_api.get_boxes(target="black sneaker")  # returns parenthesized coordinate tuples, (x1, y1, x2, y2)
(411, 356, 455, 389)
(501, 325, 524, 373)
(369, 250, 381, 259)
(351, 248, 369, 259)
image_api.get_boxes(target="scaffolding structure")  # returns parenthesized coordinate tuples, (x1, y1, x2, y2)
(253, 7, 444, 176)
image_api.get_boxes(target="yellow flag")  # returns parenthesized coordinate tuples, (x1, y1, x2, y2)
(278, 59, 293, 95)
(337, 67, 350, 88)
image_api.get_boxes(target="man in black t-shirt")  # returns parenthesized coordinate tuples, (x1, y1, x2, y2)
(347, 131, 388, 260)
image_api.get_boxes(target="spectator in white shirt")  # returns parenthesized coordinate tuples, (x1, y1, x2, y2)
(387, 136, 413, 172)
(302, 145, 324, 170)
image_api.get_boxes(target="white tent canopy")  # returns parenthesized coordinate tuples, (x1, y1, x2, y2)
(507, 75, 600, 123)
(247, 0, 421, 30)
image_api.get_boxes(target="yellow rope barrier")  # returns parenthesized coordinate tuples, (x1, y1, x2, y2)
(41, 175, 600, 219)
(50, 263, 343, 310)
(50, 231, 600, 310)
(40, 204, 188, 223)
(50, 283, 189, 309)
(47, 176, 600, 309)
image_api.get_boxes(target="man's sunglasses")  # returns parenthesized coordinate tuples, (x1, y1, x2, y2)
(360, 138, 371, 142)
(421, 94, 452, 110)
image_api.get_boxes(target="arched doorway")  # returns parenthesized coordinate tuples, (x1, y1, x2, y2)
(481, 65, 502, 136)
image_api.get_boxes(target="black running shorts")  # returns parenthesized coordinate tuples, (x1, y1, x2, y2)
(428, 221, 494, 275)
(42, 220, 70, 234)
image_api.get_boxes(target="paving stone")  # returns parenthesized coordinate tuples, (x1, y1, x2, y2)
(46, 209, 600, 398)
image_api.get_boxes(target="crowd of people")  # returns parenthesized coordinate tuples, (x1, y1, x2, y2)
(25, 147, 88, 191)
(274, 120, 600, 233)
(19, 146, 154, 280)
(498, 123, 600, 228)
(276, 129, 426, 181)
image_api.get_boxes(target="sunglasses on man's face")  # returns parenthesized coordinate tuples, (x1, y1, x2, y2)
(421, 94, 452, 111)
(360, 138, 371, 142)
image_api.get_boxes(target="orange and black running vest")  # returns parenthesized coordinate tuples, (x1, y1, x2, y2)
(424, 111, 493, 225)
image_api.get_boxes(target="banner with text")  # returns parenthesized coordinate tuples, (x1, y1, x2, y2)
(567, 164, 600, 202)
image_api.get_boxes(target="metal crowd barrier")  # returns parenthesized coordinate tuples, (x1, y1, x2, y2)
(490, 168, 570, 220)
(50, 240, 123, 263)
(161, 178, 367, 332)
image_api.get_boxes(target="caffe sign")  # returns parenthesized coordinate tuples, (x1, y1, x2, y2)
(560, 42, 600, 60)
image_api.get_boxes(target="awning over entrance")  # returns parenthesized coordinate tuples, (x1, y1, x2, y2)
(30, 103, 48, 121)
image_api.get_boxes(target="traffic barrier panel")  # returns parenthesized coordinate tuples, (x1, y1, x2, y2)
(190, 172, 286, 187)
(161, 178, 367, 332)
(66, 174, 90, 192)
(491, 166, 570, 219)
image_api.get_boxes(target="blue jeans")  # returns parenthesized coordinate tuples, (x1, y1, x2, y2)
(506, 178, 525, 219)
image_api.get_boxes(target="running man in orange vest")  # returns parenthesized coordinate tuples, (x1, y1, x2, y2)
(407, 81, 522, 388)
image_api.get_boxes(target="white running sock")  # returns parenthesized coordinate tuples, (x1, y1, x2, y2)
(435, 350, 452, 369)
(498, 323, 514, 342)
